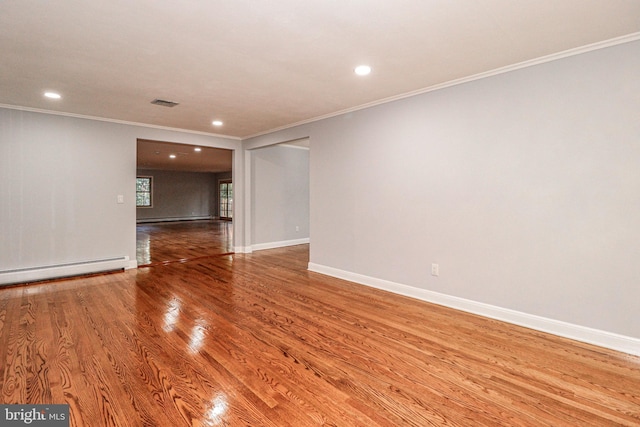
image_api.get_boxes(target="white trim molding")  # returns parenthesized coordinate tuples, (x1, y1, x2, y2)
(0, 103, 241, 140)
(136, 216, 212, 224)
(244, 32, 640, 140)
(252, 238, 310, 252)
(1, 256, 130, 286)
(307, 262, 640, 357)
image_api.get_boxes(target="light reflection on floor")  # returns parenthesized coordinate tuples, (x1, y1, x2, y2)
(205, 394, 229, 426)
(136, 220, 233, 266)
(137, 234, 152, 265)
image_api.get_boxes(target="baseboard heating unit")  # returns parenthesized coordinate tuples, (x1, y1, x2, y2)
(0, 256, 130, 286)
(137, 216, 212, 224)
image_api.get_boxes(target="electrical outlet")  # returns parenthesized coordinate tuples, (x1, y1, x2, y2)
(295, 226, 300, 232)
(431, 263, 439, 277)
(117, 195, 124, 204)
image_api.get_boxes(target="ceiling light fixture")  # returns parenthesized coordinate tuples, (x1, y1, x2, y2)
(212, 120, 223, 126)
(44, 92, 61, 99)
(354, 65, 372, 76)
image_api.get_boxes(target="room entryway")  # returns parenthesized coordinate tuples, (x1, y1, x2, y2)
(219, 179, 233, 220)
(136, 139, 234, 267)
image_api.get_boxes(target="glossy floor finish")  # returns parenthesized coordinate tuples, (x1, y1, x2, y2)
(136, 220, 233, 266)
(1, 245, 639, 426)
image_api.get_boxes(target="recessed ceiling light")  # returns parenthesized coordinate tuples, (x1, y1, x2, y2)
(169, 154, 176, 159)
(354, 65, 372, 76)
(212, 120, 223, 126)
(44, 92, 61, 99)
(194, 147, 202, 152)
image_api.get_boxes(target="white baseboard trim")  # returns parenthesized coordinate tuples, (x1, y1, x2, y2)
(307, 262, 640, 357)
(234, 246, 251, 254)
(136, 216, 212, 224)
(126, 259, 138, 270)
(252, 238, 310, 252)
(0, 256, 130, 286)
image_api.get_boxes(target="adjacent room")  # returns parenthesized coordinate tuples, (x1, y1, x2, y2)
(135, 139, 234, 266)
(1, 1, 639, 426)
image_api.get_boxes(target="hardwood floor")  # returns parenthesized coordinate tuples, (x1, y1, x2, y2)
(1, 244, 639, 426)
(136, 220, 233, 266)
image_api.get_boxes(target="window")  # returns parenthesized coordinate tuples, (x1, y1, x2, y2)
(219, 179, 232, 219)
(136, 177, 152, 207)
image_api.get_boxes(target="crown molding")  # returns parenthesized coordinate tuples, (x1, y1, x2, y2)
(3, 32, 638, 142)
(243, 32, 640, 140)
(0, 103, 242, 141)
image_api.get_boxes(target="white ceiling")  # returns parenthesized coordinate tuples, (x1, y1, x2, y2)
(137, 139, 232, 173)
(1, 1, 639, 139)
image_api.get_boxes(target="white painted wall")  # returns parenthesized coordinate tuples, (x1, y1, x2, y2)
(251, 144, 309, 249)
(244, 40, 640, 345)
(0, 108, 240, 275)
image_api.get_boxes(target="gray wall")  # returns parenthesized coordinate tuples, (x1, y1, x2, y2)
(244, 40, 640, 340)
(251, 144, 309, 246)
(0, 108, 240, 271)
(0, 110, 134, 270)
(136, 169, 218, 221)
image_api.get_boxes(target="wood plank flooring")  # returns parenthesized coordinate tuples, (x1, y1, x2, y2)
(1, 244, 639, 426)
(136, 220, 233, 266)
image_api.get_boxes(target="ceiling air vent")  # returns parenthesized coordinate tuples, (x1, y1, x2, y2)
(151, 99, 179, 108)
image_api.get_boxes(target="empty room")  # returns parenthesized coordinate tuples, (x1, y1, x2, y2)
(135, 139, 235, 266)
(1, 1, 639, 426)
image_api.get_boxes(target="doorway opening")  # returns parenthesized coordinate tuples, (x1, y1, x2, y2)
(247, 138, 309, 252)
(219, 179, 233, 220)
(136, 139, 233, 266)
